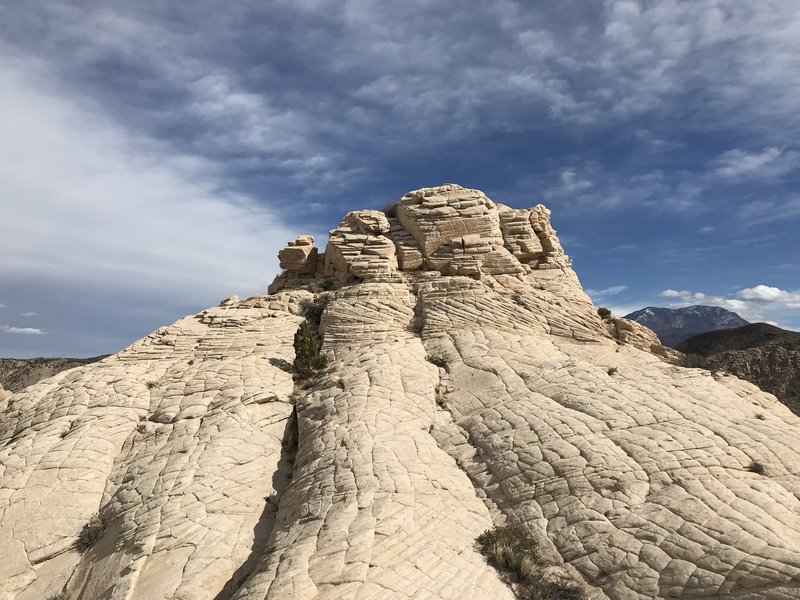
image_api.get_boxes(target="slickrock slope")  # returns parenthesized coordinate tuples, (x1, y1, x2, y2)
(3, 184, 800, 600)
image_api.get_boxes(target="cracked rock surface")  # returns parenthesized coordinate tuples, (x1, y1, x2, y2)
(3, 184, 800, 600)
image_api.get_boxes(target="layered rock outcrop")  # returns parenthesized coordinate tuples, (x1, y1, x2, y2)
(269, 184, 571, 293)
(603, 316, 662, 352)
(3, 184, 800, 600)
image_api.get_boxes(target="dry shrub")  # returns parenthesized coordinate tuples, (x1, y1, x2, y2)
(476, 526, 586, 600)
(75, 513, 105, 552)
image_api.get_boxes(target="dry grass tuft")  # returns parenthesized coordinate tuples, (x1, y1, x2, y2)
(476, 526, 585, 599)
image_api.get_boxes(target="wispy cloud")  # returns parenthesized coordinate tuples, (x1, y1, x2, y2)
(737, 197, 800, 226)
(711, 147, 800, 181)
(0, 60, 302, 307)
(20, 312, 36, 317)
(586, 285, 628, 299)
(543, 165, 704, 213)
(0, 326, 45, 335)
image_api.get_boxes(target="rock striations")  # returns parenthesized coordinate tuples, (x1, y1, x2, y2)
(2, 184, 800, 600)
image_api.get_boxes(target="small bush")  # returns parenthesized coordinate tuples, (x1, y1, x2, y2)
(75, 513, 105, 552)
(476, 526, 544, 581)
(145, 381, 157, 390)
(293, 321, 327, 381)
(747, 461, 766, 475)
(476, 526, 585, 600)
(597, 307, 612, 320)
(755, 412, 766, 420)
(607, 366, 618, 375)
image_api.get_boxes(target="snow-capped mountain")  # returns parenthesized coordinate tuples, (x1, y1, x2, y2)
(624, 305, 749, 347)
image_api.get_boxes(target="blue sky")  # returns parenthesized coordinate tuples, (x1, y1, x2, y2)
(1, 1, 799, 358)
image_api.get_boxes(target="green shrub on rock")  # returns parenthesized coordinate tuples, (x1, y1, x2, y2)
(293, 321, 327, 381)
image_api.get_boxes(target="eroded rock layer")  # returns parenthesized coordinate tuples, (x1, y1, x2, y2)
(2, 184, 800, 600)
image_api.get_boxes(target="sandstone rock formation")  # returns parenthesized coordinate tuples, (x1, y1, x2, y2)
(3, 184, 800, 600)
(278, 235, 319, 274)
(603, 316, 662, 352)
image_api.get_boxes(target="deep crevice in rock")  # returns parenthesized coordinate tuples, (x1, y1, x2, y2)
(214, 296, 326, 600)
(212, 408, 299, 600)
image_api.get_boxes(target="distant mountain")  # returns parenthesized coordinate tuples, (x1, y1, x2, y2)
(624, 305, 749, 347)
(0, 356, 108, 393)
(676, 323, 800, 355)
(677, 323, 800, 415)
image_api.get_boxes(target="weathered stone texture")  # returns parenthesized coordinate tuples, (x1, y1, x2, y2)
(498, 206, 544, 263)
(0, 295, 305, 600)
(3, 184, 800, 600)
(605, 316, 662, 351)
(324, 211, 399, 280)
(279, 235, 318, 274)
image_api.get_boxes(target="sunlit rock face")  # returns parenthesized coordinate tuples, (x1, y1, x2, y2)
(3, 184, 800, 600)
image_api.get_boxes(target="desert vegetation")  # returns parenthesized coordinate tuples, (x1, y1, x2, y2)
(75, 513, 105, 552)
(476, 526, 585, 600)
(293, 321, 327, 381)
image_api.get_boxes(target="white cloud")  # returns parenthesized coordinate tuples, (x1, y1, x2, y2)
(737, 285, 800, 308)
(0, 60, 304, 309)
(0, 303, 6, 308)
(698, 226, 714, 234)
(0, 326, 45, 335)
(20, 312, 36, 317)
(586, 285, 628, 298)
(661, 289, 690, 298)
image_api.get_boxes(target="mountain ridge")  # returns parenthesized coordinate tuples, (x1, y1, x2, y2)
(677, 323, 800, 415)
(625, 304, 749, 347)
(0, 356, 109, 393)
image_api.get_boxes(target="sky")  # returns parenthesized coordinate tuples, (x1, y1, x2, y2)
(1, 1, 799, 358)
